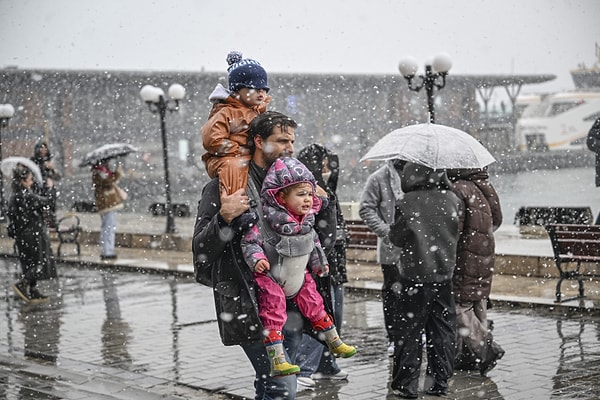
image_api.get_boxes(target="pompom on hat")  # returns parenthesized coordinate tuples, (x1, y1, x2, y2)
(226, 51, 270, 93)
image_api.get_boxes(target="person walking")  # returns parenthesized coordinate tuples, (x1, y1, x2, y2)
(241, 156, 356, 377)
(358, 159, 405, 355)
(31, 139, 61, 229)
(92, 159, 125, 260)
(192, 111, 338, 400)
(388, 162, 463, 399)
(9, 166, 55, 303)
(295, 143, 350, 387)
(586, 117, 600, 224)
(448, 168, 505, 377)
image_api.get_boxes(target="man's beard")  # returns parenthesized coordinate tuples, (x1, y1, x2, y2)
(263, 150, 292, 167)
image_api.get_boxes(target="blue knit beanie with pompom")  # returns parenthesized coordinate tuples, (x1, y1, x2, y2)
(226, 51, 270, 93)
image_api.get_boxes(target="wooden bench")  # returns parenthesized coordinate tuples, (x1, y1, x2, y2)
(545, 223, 600, 303)
(346, 220, 378, 251)
(515, 206, 593, 237)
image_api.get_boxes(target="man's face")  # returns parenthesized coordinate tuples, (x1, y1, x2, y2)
(257, 124, 295, 167)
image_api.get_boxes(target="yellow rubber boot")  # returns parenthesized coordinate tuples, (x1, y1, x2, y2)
(322, 326, 357, 358)
(264, 330, 300, 377)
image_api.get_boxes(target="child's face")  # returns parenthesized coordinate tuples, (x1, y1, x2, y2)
(278, 183, 314, 216)
(236, 87, 267, 108)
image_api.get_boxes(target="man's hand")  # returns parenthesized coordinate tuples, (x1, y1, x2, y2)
(254, 259, 270, 273)
(315, 184, 328, 198)
(219, 188, 250, 224)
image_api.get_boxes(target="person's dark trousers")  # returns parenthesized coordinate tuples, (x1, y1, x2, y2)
(381, 263, 402, 341)
(391, 280, 456, 395)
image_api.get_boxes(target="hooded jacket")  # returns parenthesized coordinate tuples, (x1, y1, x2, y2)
(241, 157, 328, 281)
(449, 169, 503, 302)
(298, 144, 348, 285)
(201, 84, 271, 165)
(389, 162, 463, 283)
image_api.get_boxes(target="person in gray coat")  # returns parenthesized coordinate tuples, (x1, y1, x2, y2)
(358, 159, 405, 354)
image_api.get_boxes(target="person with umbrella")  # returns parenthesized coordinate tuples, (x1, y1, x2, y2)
(92, 159, 125, 260)
(388, 162, 463, 398)
(9, 165, 55, 303)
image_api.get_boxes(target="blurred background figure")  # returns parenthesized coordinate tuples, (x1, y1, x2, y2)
(31, 139, 61, 229)
(295, 144, 351, 387)
(586, 117, 600, 224)
(92, 159, 125, 260)
(8, 165, 56, 303)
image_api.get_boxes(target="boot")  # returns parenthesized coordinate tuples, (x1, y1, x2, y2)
(29, 287, 49, 304)
(12, 281, 31, 303)
(312, 315, 357, 358)
(263, 330, 300, 377)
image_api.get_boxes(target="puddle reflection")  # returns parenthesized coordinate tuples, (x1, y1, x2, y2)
(101, 272, 132, 370)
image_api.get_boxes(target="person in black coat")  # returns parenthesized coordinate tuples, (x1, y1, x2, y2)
(294, 143, 350, 385)
(9, 166, 56, 304)
(31, 139, 61, 228)
(192, 112, 337, 400)
(586, 117, 600, 224)
(388, 162, 463, 398)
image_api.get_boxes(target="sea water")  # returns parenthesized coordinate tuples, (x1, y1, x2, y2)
(491, 166, 598, 226)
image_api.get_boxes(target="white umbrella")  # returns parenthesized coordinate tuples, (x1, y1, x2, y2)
(0, 156, 43, 183)
(360, 123, 495, 169)
(79, 143, 138, 167)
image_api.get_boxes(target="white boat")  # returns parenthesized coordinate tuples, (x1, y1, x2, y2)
(516, 91, 600, 152)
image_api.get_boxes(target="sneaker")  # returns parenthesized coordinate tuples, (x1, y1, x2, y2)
(387, 342, 395, 357)
(310, 369, 348, 381)
(297, 376, 316, 388)
(391, 388, 418, 399)
(29, 287, 49, 303)
(12, 283, 31, 303)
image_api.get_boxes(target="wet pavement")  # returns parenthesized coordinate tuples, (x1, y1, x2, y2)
(1, 212, 600, 399)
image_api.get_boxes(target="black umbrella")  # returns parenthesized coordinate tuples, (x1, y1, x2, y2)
(79, 143, 138, 167)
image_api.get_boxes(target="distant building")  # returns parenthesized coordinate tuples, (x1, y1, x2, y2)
(0, 68, 554, 205)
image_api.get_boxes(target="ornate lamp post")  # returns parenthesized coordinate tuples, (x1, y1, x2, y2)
(139, 84, 185, 234)
(398, 53, 452, 123)
(0, 103, 15, 221)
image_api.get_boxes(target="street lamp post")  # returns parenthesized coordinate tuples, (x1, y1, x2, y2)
(398, 54, 452, 123)
(0, 103, 15, 221)
(139, 84, 185, 234)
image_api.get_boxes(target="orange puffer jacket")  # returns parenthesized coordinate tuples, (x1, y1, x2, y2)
(201, 94, 270, 164)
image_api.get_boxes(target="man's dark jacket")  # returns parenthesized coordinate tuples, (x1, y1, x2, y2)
(587, 117, 600, 187)
(192, 163, 337, 346)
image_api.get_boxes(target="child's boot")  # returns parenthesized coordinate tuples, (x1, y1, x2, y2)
(312, 315, 357, 358)
(263, 330, 300, 377)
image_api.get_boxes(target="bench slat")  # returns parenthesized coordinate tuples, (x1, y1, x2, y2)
(544, 223, 600, 302)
